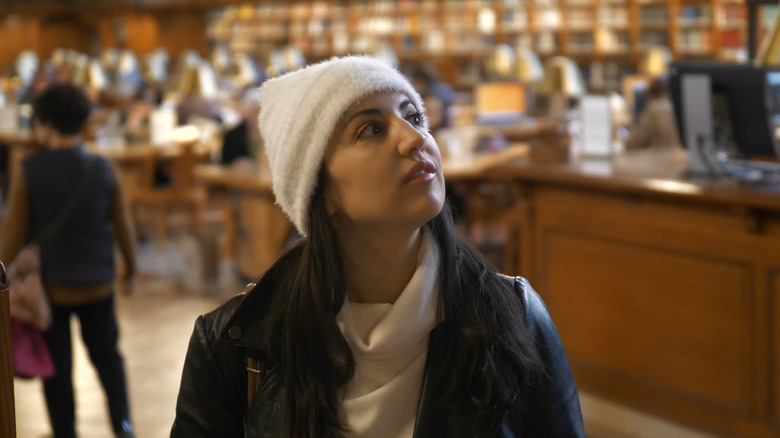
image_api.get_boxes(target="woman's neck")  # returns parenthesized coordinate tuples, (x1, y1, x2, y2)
(335, 224, 423, 305)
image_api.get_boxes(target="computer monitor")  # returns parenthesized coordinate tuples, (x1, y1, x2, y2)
(621, 75, 650, 125)
(633, 87, 648, 125)
(474, 82, 526, 124)
(669, 62, 780, 158)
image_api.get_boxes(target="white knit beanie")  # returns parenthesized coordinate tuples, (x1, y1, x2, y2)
(259, 56, 427, 237)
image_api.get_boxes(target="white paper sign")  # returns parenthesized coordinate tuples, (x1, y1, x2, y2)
(0, 106, 19, 133)
(150, 108, 177, 146)
(580, 95, 613, 157)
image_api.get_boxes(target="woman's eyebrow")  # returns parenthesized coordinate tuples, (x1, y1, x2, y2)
(345, 108, 382, 126)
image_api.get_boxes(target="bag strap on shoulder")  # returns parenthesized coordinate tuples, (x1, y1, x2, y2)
(243, 281, 264, 410)
(246, 356, 263, 410)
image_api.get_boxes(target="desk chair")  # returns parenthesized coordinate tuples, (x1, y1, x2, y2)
(129, 140, 211, 247)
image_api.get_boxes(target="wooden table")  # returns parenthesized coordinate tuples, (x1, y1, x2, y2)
(193, 164, 287, 280)
(192, 144, 532, 280)
(490, 147, 780, 438)
(491, 118, 557, 144)
(0, 130, 38, 183)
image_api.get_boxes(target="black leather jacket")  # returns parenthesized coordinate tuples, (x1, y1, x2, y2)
(171, 252, 585, 437)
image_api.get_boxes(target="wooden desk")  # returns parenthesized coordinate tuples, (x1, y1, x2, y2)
(192, 145, 531, 280)
(193, 164, 287, 280)
(490, 118, 557, 144)
(0, 131, 39, 183)
(490, 148, 780, 438)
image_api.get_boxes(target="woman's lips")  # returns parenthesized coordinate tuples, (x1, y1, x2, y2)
(403, 160, 437, 184)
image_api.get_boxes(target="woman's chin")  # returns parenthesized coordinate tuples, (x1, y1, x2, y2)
(409, 194, 446, 227)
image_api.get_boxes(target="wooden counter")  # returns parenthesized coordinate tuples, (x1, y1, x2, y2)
(192, 145, 532, 280)
(193, 145, 780, 436)
(492, 148, 780, 438)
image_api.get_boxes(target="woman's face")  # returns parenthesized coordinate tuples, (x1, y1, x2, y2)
(324, 91, 445, 231)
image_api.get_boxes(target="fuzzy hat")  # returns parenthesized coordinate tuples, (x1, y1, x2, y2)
(258, 56, 427, 237)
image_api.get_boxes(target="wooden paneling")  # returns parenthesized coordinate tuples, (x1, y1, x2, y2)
(544, 233, 752, 410)
(98, 13, 159, 55)
(0, 7, 200, 71)
(524, 186, 780, 436)
(0, 15, 40, 72)
(156, 11, 207, 58)
(125, 13, 159, 55)
(490, 149, 780, 437)
(38, 17, 91, 59)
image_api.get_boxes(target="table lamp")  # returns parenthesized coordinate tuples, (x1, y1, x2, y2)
(113, 50, 143, 99)
(14, 51, 39, 89)
(142, 48, 170, 86)
(72, 57, 109, 92)
(100, 48, 120, 75)
(638, 46, 672, 78)
(516, 48, 544, 84)
(64, 50, 82, 79)
(282, 45, 306, 73)
(535, 56, 586, 119)
(51, 49, 68, 71)
(211, 44, 234, 76)
(756, 8, 780, 67)
(169, 50, 202, 93)
(484, 44, 516, 81)
(516, 48, 544, 114)
(234, 53, 264, 88)
(266, 46, 306, 78)
(177, 62, 218, 99)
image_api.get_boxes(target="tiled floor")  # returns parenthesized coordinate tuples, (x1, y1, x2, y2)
(14, 274, 224, 438)
(11, 242, 719, 438)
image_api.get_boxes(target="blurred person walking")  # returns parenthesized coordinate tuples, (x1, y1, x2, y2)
(0, 84, 137, 438)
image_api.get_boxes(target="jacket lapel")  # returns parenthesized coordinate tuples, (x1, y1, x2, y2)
(412, 326, 451, 437)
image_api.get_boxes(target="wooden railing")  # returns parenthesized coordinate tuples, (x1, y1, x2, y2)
(0, 262, 15, 438)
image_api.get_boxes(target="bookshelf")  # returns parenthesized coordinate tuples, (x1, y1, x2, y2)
(205, 0, 748, 89)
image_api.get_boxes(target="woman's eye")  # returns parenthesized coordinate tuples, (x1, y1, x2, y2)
(407, 113, 424, 126)
(357, 123, 381, 140)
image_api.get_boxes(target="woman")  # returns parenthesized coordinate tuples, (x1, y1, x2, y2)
(171, 56, 584, 438)
(625, 76, 681, 150)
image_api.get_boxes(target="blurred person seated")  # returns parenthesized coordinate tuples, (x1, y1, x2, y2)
(219, 87, 264, 166)
(0, 84, 137, 438)
(409, 64, 455, 132)
(625, 76, 681, 150)
(406, 64, 467, 221)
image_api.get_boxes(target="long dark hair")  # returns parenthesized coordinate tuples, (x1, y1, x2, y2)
(263, 172, 542, 437)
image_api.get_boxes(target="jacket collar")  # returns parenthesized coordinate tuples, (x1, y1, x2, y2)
(218, 245, 303, 351)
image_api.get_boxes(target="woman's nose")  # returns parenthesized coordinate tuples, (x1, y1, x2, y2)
(396, 120, 427, 158)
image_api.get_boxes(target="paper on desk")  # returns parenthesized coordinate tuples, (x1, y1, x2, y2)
(580, 95, 613, 157)
(0, 106, 18, 133)
(150, 108, 177, 146)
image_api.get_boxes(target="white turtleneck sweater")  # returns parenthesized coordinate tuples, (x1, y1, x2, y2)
(335, 230, 440, 438)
